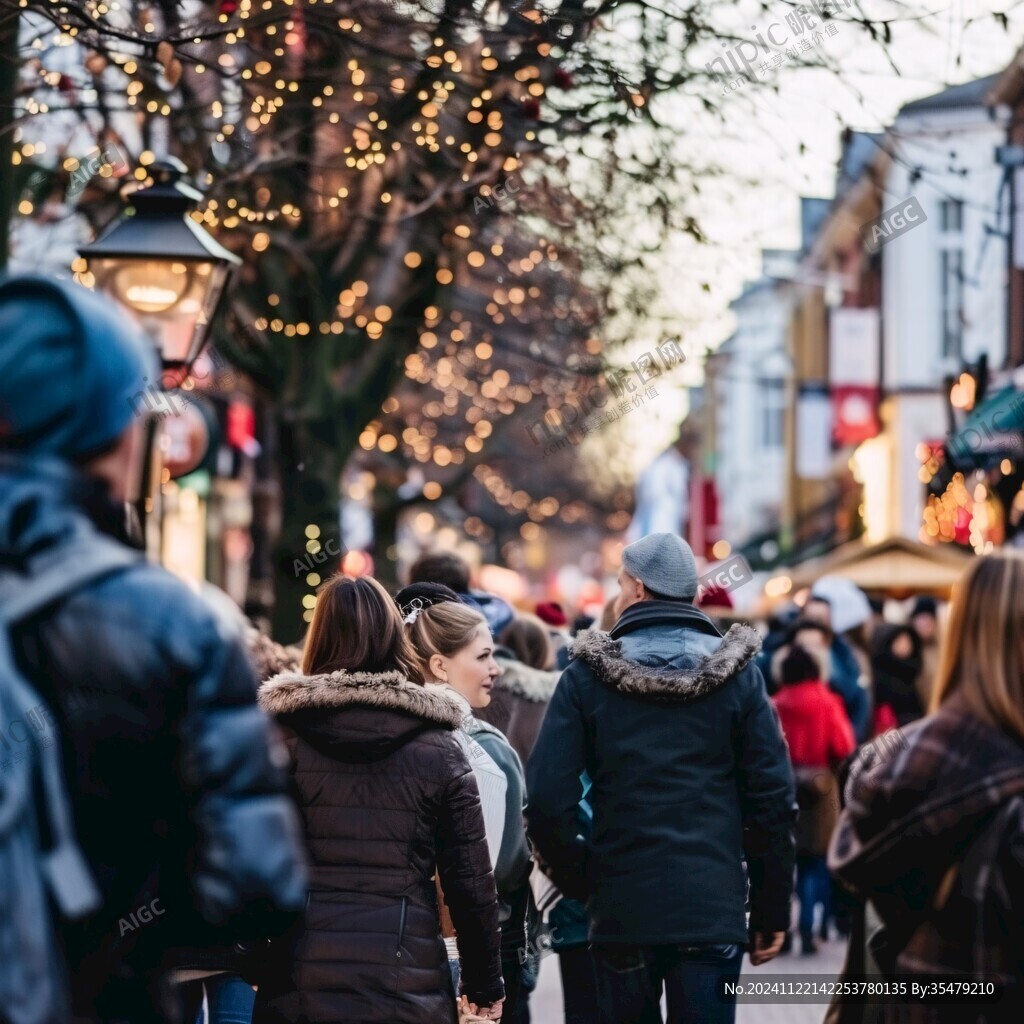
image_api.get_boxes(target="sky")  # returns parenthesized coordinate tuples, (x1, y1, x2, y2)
(613, 0, 1024, 471)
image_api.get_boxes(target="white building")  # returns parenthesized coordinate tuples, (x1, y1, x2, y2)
(878, 75, 1009, 539)
(712, 265, 793, 549)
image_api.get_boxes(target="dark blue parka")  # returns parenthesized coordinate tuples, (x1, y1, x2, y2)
(1, 454, 308, 1021)
(526, 600, 796, 947)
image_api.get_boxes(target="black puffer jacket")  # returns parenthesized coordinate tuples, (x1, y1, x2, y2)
(1, 453, 308, 1022)
(254, 668, 504, 1024)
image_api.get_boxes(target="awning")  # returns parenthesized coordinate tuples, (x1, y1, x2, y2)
(786, 535, 974, 598)
(946, 386, 1024, 468)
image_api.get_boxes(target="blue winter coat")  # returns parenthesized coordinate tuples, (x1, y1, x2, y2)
(0, 453, 308, 1021)
(525, 600, 796, 947)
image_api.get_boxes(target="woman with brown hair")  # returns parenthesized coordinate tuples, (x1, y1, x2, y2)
(252, 575, 505, 1024)
(405, 598, 533, 1024)
(829, 552, 1024, 1022)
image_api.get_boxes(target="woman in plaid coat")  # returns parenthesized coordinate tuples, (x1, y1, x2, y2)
(828, 553, 1024, 1024)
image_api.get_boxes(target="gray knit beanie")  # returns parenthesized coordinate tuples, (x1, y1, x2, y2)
(621, 532, 698, 600)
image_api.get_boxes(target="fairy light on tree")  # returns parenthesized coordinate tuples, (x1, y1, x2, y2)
(2, 0, 908, 638)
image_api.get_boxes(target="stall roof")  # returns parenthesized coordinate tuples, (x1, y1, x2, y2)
(787, 535, 974, 598)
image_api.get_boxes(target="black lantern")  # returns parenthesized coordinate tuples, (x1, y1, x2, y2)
(79, 157, 241, 371)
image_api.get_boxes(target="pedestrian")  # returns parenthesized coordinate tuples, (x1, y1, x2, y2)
(803, 595, 872, 742)
(756, 601, 800, 695)
(176, 615, 307, 1024)
(254, 575, 505, 1024)
(771, 644, 855, 954)
(909, 595, 940, 710)
(535, 601, 571, 669)
(527, 532, 796, 1024)
(405, 598, 533, 1023)
(407, 550, 515, 635)
(394, 581, 511, 867)
(869, 623, 924, 732)
(830, 552, 1024, 1023)
(0, 276, 307, 1024)
(472, 613, 559, 766)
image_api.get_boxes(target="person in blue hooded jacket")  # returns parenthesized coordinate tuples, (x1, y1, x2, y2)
(0, 276, 307, 1023)
(526, 533, 796, 1024)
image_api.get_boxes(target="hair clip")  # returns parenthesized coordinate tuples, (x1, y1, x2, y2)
(401, 596, 429, 625)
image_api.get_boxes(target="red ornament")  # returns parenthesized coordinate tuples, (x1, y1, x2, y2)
(552, 69, 575, 90)
(219, 0, 238, 15)
(57, 74, 76, 93)
(522, 98, 540, 119)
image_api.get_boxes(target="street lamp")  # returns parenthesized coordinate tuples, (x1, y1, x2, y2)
(79, 157, 241, 372)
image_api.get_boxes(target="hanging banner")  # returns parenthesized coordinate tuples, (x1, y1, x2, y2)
(829, 307, 879, 385)
(797, 384, 831, 480)
(833, 384, 881, 446)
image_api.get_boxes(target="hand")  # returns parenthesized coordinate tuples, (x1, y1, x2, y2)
(463, 995, 504, 1020)
(749, 931, 786, 966)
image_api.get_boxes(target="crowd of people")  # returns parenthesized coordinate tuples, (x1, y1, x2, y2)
(1, 275, 1023, 1024)
(751, 582, 944, 959)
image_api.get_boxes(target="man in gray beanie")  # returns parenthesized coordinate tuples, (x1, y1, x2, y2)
(527, 532, 795, 1024)
(0, 276, 307, 1024)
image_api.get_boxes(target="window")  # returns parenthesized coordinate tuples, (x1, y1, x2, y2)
(940, 199, 963, 232)
(938, 199, 964, 360)
(760, 380, 785, 449)
(940, 250, 964, 359)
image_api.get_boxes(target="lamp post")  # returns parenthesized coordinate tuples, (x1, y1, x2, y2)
(78, 156, 241, 375)
(78, 158, 241, 557)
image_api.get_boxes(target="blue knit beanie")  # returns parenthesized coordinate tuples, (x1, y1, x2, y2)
(0, 275, 157, 457)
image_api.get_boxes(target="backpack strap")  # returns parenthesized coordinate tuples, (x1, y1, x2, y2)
(0, 535, 141, 920)
(0, 535, 141, 628)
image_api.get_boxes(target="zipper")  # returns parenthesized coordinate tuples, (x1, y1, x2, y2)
(396, 896, 407, 959)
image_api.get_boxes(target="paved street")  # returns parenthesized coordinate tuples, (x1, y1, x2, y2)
(528, 938, 848, 1024)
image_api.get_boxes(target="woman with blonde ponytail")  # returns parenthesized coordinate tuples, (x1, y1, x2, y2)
(403, 592, 532, 1024)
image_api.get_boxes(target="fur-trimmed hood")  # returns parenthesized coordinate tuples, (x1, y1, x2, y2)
(246, 627, 303, 682)
(494, 655, 560, 704)
(259, 668, 464, 727)
(568, 623, 761, 704)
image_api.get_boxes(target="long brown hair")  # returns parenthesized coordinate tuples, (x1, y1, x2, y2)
(303, 574, 417, 678)
(931, 552, 1024, 741)
(405, 601, 487, 681)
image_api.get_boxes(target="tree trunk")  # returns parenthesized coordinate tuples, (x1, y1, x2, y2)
(0, 12, 19, 268)
(370, 482, 401, 592)
(270, 417, 343, 644)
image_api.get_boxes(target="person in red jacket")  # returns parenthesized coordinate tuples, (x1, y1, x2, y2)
(773, 644, 856, 954)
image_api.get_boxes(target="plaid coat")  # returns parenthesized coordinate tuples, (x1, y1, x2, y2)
(828, 703, 1024, 1024)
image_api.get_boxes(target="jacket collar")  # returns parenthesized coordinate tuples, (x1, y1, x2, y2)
(611, 599, 724, 641)
(569, 621, 762, 704)
(258, 668, 464, 728)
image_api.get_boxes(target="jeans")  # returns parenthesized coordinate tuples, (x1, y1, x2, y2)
(193, 973, 255, 1024)
(558, 946, 599, 1024)
(592, 943, 743, 1024)
(796, 855, 832, 942)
